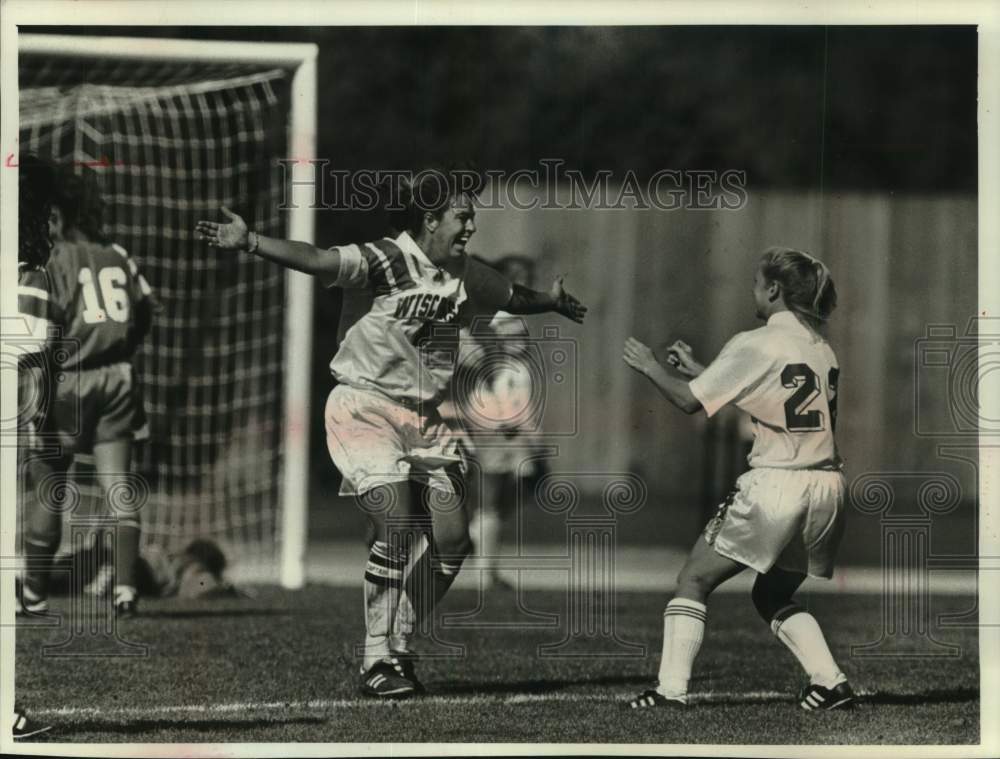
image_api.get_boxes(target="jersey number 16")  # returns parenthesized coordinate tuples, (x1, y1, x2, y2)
(78, 266, 130, 324)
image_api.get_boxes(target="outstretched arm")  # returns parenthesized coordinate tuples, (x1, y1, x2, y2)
(505, 276, 587, 324)
(196, 207, 342, 279)
(622, 337, 702, 414)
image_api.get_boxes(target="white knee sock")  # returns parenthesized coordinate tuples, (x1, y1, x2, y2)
(391, 590, 415, 654)
(771, 605, 845, 688)
(362, 541, 407, 670)
(656, 598, 707, 702)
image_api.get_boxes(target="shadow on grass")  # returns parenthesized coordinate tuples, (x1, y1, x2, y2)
(864, 687, 978, 705)
(125, 608, 294, 620)
(434, 673, 649, 696)
(691, 686, 980, 708)
(35, 715, 325, 739)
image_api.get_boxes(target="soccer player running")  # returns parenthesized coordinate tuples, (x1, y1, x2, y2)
(20, 167, 154, 618)
(622, 247, 854, 711)
(196, 169, 586, 698)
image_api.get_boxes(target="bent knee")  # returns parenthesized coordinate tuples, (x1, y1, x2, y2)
(750, 577, 772, 618)
(675, 567, 714, 597)
(751, 574, 798, 622)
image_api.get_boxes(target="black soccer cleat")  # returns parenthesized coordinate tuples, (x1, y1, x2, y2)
(13, 710, 51, 739)
(799, 681, 856, 711)
(392, 652, 426, 695)
(627, 688, 687, 710)
(14, 577, 49, 616)
(359, 656, 416, 699)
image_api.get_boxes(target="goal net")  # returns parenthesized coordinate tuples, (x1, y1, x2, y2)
(17, 35, 316, 587)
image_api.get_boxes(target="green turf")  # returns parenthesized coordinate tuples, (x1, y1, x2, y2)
(15, 586, 979, 744)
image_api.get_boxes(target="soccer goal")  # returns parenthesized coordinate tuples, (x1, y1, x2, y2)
(17, 34, 317, 588)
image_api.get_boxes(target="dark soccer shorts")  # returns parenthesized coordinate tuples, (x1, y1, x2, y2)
(51, 362, 149, 454)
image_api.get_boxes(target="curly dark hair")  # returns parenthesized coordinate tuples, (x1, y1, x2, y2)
(52, 164, 111, 244)
(385, 163, 485, 238)
(18, 154, 55, 267)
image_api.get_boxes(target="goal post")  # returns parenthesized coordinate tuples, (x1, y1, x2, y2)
(16, 34, 317, 589)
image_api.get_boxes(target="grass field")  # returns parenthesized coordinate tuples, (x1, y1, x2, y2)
(16, 585, 979, 745)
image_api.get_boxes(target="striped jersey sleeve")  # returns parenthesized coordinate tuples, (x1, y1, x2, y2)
(16, 264, 53, 355)
(320, 243, 371, 290)
(321, 239, 417, 297)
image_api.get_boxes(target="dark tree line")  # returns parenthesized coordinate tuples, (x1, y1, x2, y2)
(34, 25, 976, 193)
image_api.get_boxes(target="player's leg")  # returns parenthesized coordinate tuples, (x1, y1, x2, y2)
(647, 534, 746, 704)
(473, 471, 507, 588)
(752, 567, 848, 699)
(92, 364, 149, 613)
(324, 385, 424, 696)
(92, 438, 139, 613)
(753, 472, 853, 710)
(367, 520, 420, 658)
(19, 364, 81, 611)
(359, 481, 423, 672)
(18, 449, 71, 612)
(403, 473, 472, 626)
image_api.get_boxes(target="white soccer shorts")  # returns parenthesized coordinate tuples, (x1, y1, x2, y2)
(703, 467, 847, 579)
(324, 384, 466, 497)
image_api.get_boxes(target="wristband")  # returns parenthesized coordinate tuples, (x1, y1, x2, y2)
(247, 231, 259, 253)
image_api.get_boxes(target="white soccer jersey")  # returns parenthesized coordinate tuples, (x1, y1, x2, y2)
(323, 232, 513, 407)
(688, 311, 842, 470)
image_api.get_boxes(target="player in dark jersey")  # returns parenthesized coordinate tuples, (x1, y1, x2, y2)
(12, 153, 57, 739)
(20, 167, 154, 617)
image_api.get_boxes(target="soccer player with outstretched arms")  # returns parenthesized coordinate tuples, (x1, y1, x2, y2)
(19, 167, 154, 618)
(197, 170, 586, 698)
(622, 247, 854, 712)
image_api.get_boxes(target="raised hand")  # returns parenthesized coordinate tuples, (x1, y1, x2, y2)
(664, 340, 703, 378)
(549, 276, 587, 324)
(195, 207, 249, 251)
(623, 337, 661, 376)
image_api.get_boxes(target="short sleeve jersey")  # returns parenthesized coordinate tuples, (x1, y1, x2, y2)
(45, 240, 152, 369)
(688, 311, 842, 470)
(16, 262, 53, 356)
(325, 232, 513, 407)
(16, 262, 54, 442)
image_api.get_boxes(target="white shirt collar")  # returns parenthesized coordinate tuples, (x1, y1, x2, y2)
(394, 231, 437, 272)
(767, 311, 805, 329)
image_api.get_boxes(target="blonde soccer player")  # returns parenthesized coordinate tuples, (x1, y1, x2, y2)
(197, 169, 586, 698)
(622, 247, 854, 712)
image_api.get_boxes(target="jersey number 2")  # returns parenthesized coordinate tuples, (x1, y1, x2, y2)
(781, 363, 838, 432)
(78, 267, 129, 324)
